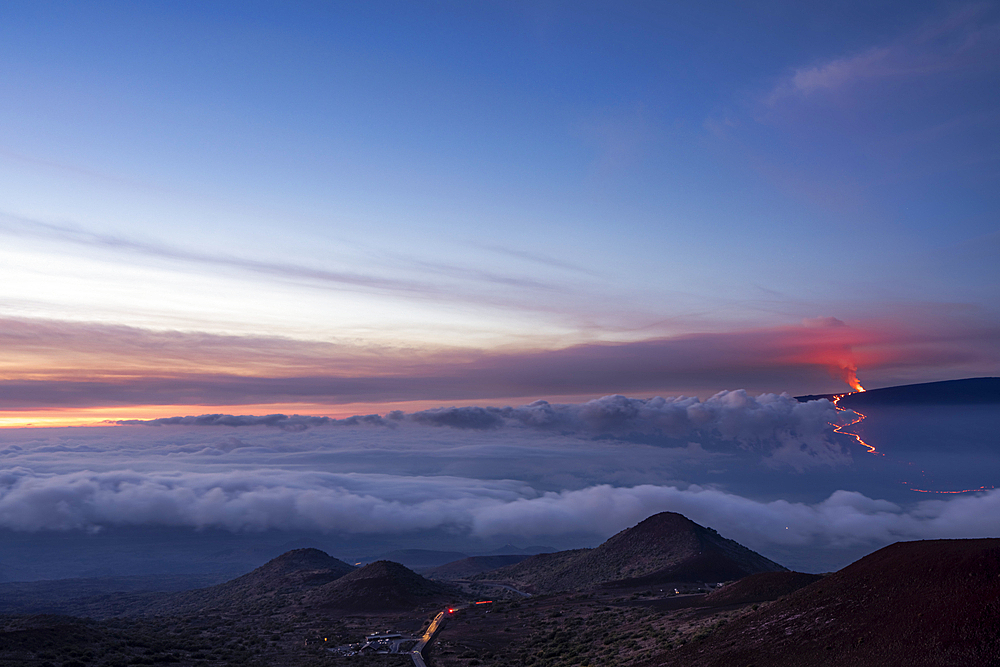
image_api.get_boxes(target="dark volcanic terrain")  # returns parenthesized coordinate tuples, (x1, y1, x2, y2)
(700, 570, 822, 606)
(795, 376, 1000, 405)
(2, 506, 998, 667)
(476, 512, 786, 593)
(304, 560, 463, 612)
(644, 538, 1000, 667)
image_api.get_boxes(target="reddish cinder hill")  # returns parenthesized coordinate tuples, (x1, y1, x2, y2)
(233, 547, 356, 584)
(647, 538, 1000, 667)
(476, 512, 786, 593)
(702, 571, 822, 606)
(304, 560, 464, 612)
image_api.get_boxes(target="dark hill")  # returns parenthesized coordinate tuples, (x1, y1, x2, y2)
(796, 377, 1000, 406)
(647, 538, 1000, 667)
(838, 377, 1000, 408)
(701, 571, 822, 606)
(236, 547, 356, 582)
(304, 560, 464, 612)
(424, 554, 532, 580)
(132, 548, 356, 616)
(476, 512, 786, 593)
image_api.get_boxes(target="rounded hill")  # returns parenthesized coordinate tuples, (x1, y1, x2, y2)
(304, 560, 463, 612)
(476, 512, 786, 593)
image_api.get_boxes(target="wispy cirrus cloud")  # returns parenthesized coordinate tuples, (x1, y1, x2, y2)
(0, 211, 569, 304)
(716, 3, 1000, 225)
(768, 4, 1000, 104)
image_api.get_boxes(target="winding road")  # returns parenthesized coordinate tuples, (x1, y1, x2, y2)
(411, 609, 449, 667)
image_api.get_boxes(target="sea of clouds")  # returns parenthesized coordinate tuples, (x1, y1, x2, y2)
(2, 391, 999, 571)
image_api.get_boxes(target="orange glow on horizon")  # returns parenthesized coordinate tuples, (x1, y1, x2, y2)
(0, 402, 407, 429)
(0, 392, 626, 428)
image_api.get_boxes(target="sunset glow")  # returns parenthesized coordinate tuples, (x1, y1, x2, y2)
(0, 1, 998, 581)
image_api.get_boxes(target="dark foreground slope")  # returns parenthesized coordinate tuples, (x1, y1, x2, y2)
(647, 538, 1000, 667)
(701, 571, 822, 606)
(304, 560, 464, 612)
(477, 512, 786, 593)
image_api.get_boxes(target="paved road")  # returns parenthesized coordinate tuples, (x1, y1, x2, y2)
(471, 581, 532, 597)
(411, 609, 449, 667)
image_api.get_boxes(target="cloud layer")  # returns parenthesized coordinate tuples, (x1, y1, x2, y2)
(2, 466, 999, 572)
(121, 392, 853, 470)
(3, 391, 999, 570)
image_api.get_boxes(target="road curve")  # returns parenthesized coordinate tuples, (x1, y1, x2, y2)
(411, 609, 449, 667)
(471, 580, 532, 597)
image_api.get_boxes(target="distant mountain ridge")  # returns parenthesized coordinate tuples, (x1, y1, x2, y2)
(475, 512, 786, 593)
(360, 548, 470, 571)
(424, 554, 533, 580)
(796, 377, 1000, 405)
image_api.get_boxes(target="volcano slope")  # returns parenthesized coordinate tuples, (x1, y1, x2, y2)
(645, 538, 1000, 667)
(700, 570, 822, 607)
(474, 512, 786, 593)
(303, 560, 465, 612)
(130, 547, 357, 616)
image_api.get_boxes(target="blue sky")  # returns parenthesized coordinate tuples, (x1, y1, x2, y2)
(0, 1, 997, 422)
(1, 2, 1000, 573)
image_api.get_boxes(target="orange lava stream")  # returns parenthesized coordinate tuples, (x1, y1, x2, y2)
(907, 485, 997, 494)
(831, 390, 992, 495)
(831, 393, 881, 456)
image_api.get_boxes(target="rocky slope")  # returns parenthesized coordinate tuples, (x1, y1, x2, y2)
(304, 560, 464, 612)
(701, 571, 822, 606)
(647, 538, 1000, 666)
(476, 512, 786, 593)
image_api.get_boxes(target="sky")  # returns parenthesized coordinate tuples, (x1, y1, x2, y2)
(0, 1, 999, 574)
(0, 1, 998, 424)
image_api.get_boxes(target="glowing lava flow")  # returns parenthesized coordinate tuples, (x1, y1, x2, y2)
(831, 385, 994, 495)
(830, 391, 881, 456)
(908, 485, 996, 494)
